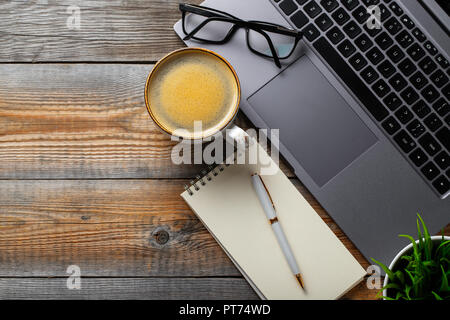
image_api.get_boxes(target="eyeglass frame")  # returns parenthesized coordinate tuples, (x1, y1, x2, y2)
(179, 3, 303, 68)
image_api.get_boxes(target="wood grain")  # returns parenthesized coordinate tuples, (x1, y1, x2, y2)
(0, 0, 202, 63)
(0, 178, 381, 299)
(0, 277, 258, 300)
(0, 179, 370, 276)
(0, 64, 294, 179)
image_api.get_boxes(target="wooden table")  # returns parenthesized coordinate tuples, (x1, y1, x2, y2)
(1, 0, 447, 300)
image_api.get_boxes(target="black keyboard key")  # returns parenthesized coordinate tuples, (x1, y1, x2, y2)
(400, 86, 419, 104)
(418, 56, 437, 75)
(341, 0, 359, 11)
(326, 26, 345, 44)
(421, 84, 440, 103)
(410, 71, 428, 90)
(280, 0, 299, 15)
(394, 130, 416, 153)
(352, 6, 369, 23)
(313, 37, 389, 121)
(423, 41, 438, 56)
(398, 58, 417, 76)
(355, 34, 373, 52)
(424, 113, 443, 132)
(436, 54, 449, 69)
(295, 0, 309, 3)
(372, 79, 390, 97)
(361, 0, 379, 6)
(399, 14, 415, 29)
(303, 23, 321, 41)
(363, 22, 382, 37)
(387, 45, 405, 63)
(375, 32, 393, 50)
(435, 151, 450, 170)
(407, 43, 425, 61)
(446, 114, 450, 126)
(433, 176, 449, 195)
(343, 21, 362, 38)
(395, 106, 414, 124)
(389, 2, 403, 16)
(432, 98, 449, 117)
(361, 66, 379, 84)
(291, 10, 309, 28)
(385, 17, 402, 35)
(436, 127, 450, 151)
(377, 59, 396, 78)
(421, 162, 440, 181)
(389, 73, 407, 91)
(419, 133, 442, 156)
(382, 116, 400, 135)
(395, 30, 414, 48)
(383, 92, 402, 110)
(412, 100, 431, 118)
(331, 8, 350, 25)
(315, 13, 333, 31)
(321, 0, 339, 12)
(430, 70, 449, 88)
(407, 119, 426, 138)
(337, 39, 356, 57)
(366, 47, 384, 65)
(379, 4, 391, 22)
(411, 28, 426, 42)
(349, 52, 368, 71)
(443, 83, 450, 100)
(409, 148, 428, 167)
(304, 0, 322, 17)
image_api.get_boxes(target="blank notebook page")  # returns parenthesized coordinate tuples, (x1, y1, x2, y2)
(181, 141, 366, 300)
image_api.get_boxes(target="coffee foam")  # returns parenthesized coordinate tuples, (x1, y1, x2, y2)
(147, 50, 239, 139)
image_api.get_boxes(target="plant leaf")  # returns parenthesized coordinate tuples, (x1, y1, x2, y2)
(417, 214, 431, 260)
(371, 257, 395, 281)
(432, 291, 443, 300)
(440, 265, 449, 292)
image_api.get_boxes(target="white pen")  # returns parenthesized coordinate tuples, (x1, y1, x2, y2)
(251, 173, 305, 289)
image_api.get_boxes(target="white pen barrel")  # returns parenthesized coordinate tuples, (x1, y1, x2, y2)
(271, 222, 300, 275)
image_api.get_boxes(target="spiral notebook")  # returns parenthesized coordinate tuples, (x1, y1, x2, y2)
(181, 139, 366, 299)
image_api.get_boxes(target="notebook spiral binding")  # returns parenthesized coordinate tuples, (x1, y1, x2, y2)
(184, 163, 231, 196)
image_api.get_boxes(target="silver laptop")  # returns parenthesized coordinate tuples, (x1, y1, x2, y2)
(174, 0, 450, 267)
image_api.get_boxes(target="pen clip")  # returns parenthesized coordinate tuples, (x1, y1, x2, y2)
(252, 173, 275, 210)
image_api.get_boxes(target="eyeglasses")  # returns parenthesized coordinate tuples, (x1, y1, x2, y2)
(179, 3, 303, 68)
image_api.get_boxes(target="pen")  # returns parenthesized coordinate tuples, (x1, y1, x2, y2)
(251, 173, 305, 289)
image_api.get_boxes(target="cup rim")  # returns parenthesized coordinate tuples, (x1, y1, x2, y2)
(144, 47, 241, 141)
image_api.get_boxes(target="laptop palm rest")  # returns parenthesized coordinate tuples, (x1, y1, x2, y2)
(248, 55, 378, 187)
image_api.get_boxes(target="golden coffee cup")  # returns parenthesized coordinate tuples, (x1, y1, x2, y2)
(145, 48, 241, 140)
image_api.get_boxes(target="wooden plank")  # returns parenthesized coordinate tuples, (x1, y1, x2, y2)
(0, 64, 294, 179)
(0, 178, 375, 277)
(0, 0, 202, 62)
(0, 276, 381, 300)
(0, 277, 258, 300)
(0, 179, 239, 277)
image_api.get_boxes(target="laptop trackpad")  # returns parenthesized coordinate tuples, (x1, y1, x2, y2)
(248, 55, 378, 187)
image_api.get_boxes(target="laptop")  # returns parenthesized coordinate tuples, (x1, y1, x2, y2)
(174, 0, 450, 267)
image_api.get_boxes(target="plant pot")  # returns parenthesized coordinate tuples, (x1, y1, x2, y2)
(383, 235, 450, 300)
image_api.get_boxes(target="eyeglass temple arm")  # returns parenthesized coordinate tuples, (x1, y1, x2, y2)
(254, 29, 282, 68)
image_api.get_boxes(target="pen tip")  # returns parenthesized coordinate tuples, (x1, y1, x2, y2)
(296, 274, 305, 289)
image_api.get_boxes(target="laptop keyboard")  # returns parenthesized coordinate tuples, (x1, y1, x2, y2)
(273, 0, 450, 198)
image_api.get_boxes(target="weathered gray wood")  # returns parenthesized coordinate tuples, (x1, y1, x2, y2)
(0, 64, 294, 179)
(0, 277, 258, 300)
(0, 0, 202, 62)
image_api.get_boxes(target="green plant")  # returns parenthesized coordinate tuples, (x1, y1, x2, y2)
(372, 214, 450, 300)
